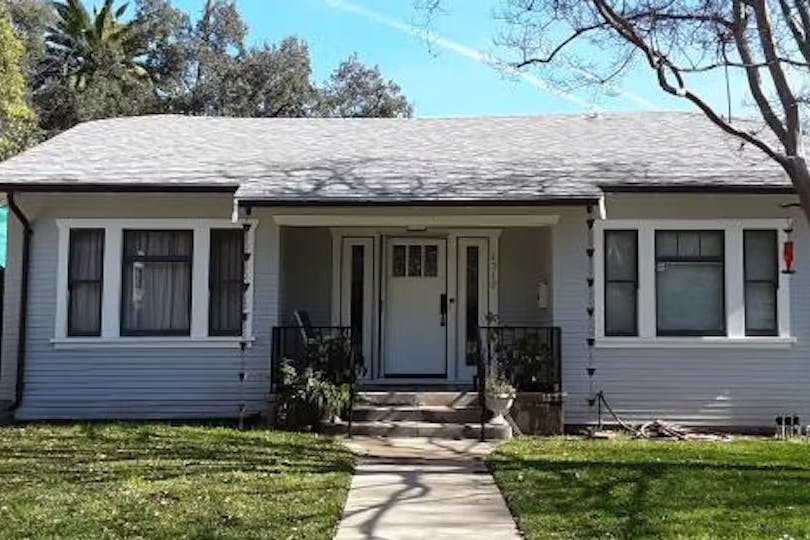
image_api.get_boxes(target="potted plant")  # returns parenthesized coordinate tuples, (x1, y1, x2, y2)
(485, 376, 516, 425)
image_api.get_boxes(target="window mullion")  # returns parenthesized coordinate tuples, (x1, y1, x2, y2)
(726, 227, 745, 338)
(191, 226, 210, 338)
(638, 226, 656, 338)
(102, 227, 122, 338)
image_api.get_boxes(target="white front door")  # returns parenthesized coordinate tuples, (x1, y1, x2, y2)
(384, 238, 447, 377)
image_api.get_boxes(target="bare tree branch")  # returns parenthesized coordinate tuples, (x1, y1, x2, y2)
(731, 0, 789, 144)
(778, 0, 810, 63)
(749, 0, 800, 155)
(513, 23, 606, 67)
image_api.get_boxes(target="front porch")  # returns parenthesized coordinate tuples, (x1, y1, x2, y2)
(267, 210, 567, 437)
(273, 211, 562, 386)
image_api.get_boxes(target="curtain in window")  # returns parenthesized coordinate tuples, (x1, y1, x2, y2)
(209, 229, 244, 336)
(744, 230, 778, 335)
(656, 230, 725, 335)
(68, 229, 105, 336)
(122, 230, 192, 335)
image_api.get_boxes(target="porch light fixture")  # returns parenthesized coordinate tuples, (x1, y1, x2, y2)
(406, 225, 428, 232)
(783, 227, 795, 274)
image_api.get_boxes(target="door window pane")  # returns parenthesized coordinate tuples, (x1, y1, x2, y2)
(424, 245, 438, 277)
(407, 245, 422, 277)
(655, 230, 725, 336)
(392, 245, 406, 277)
(68, 229, 105, 336)
(122, 230, 193, 336)
(604, 230, 637, 336)
(744, 230, 778, 336)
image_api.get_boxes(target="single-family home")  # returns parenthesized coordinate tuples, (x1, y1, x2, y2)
(0, 112, 804, 434)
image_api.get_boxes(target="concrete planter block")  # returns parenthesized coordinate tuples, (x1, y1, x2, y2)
(511, 392, 566, 435)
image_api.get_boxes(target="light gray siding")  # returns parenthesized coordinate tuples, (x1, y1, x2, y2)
(0, 211, 23, 401)
(499, 227, 553, 326)
(3, 193, 280, 420)
(279, 227, 332, 326)
(558, 194, 810, 428)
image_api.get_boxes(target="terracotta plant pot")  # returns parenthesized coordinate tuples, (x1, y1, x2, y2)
(486, 393, 515, 425)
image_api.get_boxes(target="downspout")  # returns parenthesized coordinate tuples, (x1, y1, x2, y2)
(6, 193, 31, 411)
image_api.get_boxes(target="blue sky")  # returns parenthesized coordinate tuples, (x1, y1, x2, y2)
(171, 0, 737, 117)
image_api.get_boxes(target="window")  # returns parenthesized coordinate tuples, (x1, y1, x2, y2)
(68, 229, 105, 336)
(604, 230, 638, 336)
(392, 243, 440, 278)
(209, 229, 245, 336)
(744, 230, 778, 336)
(465, 245, 480, 365)
(121, 230, 193, 336)
(655, 230, 725, 336)
(598, 220, 790, 344)
(350, 245, 365, 347)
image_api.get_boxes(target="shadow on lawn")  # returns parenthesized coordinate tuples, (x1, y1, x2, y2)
(490, 457, 810, 539)
(0, 423, 354, 485)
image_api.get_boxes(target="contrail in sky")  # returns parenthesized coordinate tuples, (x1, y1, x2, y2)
(325, 0, 658, 112)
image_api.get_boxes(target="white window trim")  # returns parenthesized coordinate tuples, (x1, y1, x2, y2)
(594, 219, 792, 348)
(54, 218, 257, 348)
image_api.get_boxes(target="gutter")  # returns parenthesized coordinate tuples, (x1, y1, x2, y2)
(237, 197, 601, 209)
(6, 193, 31, 412)
(600, 184, 796, 195)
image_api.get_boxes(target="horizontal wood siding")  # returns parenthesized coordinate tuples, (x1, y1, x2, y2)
(279, 227, 332, 326)
(560, 195, 810, 428)
(5, 194, 279, 420)
(498, 227, 554, 326)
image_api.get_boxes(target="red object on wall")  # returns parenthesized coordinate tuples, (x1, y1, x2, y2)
(784, 240, 795, 273)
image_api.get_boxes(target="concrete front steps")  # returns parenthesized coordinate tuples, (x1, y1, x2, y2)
(328, 390, 512, 440)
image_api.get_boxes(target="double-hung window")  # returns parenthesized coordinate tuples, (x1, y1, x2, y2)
(744, 230, 778, 336)
(655, 230, 725, 336)
(67, 229, 105, 336)
(209, 229, 245, 336)
(604, 230, 638, 336)
(121, 230, 193, 336)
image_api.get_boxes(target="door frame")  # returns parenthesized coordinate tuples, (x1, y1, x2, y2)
(331, 227, 501, 382)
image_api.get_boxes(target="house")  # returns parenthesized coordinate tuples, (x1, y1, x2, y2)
(0, 111, 804, 433)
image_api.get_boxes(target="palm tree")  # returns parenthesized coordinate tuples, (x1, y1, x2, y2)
(39, 0, 148, 90)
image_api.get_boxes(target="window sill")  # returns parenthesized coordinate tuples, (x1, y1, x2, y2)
(595, 336, 796, 349)
(50, 336, 255, 350)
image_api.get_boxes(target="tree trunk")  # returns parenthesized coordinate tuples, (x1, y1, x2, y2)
(788, 156, 810, 225)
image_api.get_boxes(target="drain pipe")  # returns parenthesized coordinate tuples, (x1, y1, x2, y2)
(6, 193, 31, 411)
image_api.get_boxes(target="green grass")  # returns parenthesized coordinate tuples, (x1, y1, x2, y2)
(0, 423, 354, 539)
(489, 437, 810, 540)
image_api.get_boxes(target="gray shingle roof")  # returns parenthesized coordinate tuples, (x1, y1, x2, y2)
(0, 112, 793, 203)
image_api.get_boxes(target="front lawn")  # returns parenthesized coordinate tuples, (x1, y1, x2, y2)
(0, 423, 354, 539)
(489, 437, 810, 539)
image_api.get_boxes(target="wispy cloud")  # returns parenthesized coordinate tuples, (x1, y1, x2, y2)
(325, 0, 600, 111)
(325, 0, 659, 112)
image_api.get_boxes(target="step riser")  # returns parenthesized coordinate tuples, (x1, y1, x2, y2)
(352, 408, 482, 423)
(356, 392, 480, 407)
(329, 423, 510, 440)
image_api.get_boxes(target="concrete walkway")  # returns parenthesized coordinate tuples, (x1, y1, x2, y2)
(335, 437, 522, 540)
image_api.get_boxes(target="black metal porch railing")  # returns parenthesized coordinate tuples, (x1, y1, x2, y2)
(475, 326, 562, 441)
(271, 326, 362, 437)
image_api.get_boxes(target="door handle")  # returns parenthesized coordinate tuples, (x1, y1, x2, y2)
(440, 294, 447, 327)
